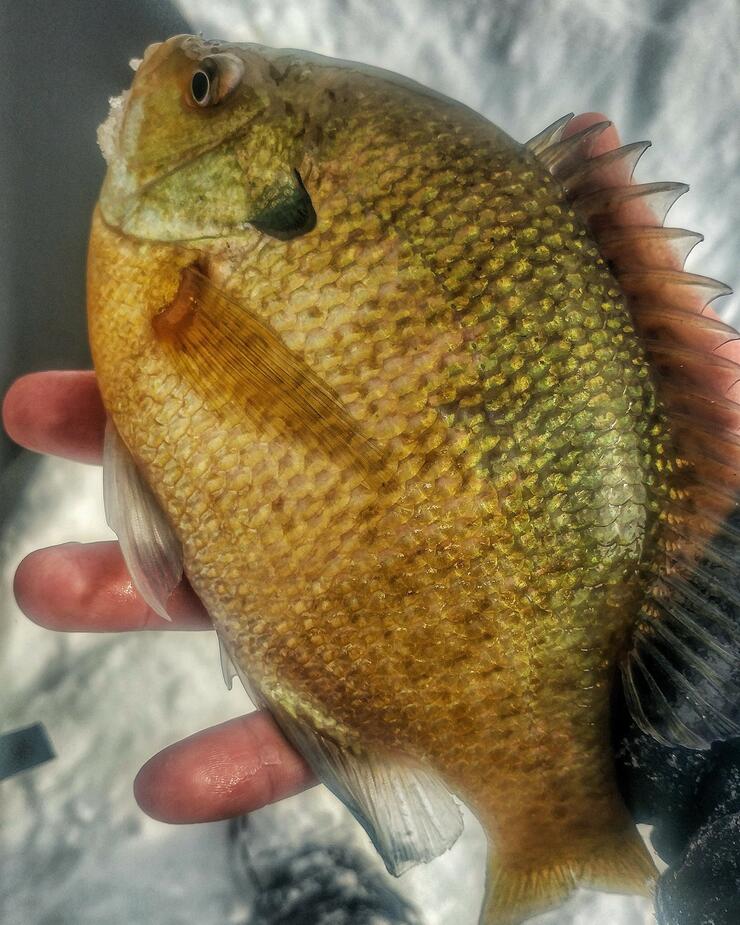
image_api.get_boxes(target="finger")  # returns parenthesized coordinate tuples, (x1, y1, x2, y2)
(134, 711, 316, 823)
(14, 541, 211, 631)
(564, 110, 621, 158)
(2, 370, 105, 465)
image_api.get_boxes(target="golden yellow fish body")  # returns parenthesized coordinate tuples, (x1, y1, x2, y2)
(88, 35, 676, 924)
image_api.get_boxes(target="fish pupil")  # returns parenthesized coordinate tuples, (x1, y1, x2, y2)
(191, 70, 210, 105)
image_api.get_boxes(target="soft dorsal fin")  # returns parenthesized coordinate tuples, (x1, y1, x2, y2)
(152, 263, 384, 485)
(529, 116, 740, 749)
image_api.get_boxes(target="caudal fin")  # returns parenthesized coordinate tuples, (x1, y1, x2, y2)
(480, 827, 656, 925)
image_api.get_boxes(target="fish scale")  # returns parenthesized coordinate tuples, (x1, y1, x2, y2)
(88, 35, 739, 925)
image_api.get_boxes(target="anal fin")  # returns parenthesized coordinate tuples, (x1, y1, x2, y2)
(229, 662, 462, 876)
(274, 701, 463, 876)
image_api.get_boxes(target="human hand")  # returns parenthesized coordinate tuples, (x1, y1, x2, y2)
(2, 368, 316, 823)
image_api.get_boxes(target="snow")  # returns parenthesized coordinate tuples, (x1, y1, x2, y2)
(2, 1, 738, 923)
(97, 91, 129, 165)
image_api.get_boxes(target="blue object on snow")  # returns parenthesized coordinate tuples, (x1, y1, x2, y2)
(0, 723, 55, 781)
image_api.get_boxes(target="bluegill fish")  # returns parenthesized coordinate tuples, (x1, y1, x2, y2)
(88, 35, 739, 924)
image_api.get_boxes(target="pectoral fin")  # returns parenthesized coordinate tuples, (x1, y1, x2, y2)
(103, 419, 183, 621)
(218, 635, 238, 690)
(152, 264, 383, 483)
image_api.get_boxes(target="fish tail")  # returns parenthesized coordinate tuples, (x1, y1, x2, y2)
(576, 826, 657, 895)
(480, 829, 656, 925)
(480, 857, 573, 925)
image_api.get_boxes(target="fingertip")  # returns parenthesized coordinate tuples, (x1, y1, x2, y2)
(13, 541, 212, 632)
(2, 375, 33, 447)
(133, 712, 314, 824)
(13, 549, 39, 624)
(14, 544, 84, 629)
(2, 371, 105, 464)
(134, 750, 179, 823)
(132, 713, 274, 824)
(565, 111, 621, 157)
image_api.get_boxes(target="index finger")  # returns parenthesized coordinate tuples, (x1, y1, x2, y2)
(134, 711, 316, 824)
(3, 370, 106, 465)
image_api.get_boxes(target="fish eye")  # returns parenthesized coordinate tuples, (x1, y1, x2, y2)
(188, 54, 244, 109)
(190, 59, 218, 106)
(191, 70, 210, 105)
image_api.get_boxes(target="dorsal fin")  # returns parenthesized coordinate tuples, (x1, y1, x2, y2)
(529, 117, 740, 749)
(524, 113, 574, 155)
(536, 121, 611, 174)
(575, 181, 689, 225)
(598, 226, 704, 271)
(560, 141, 651, 196)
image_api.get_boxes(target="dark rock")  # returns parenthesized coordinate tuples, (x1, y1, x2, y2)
(693, 740, 740, 833)
(253, 843, 423, 925)
(612, 682, 713, 863)
(656, 813, 740, 925)
(229, 815, 423, 925)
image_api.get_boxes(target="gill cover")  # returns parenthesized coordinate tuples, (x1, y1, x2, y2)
(98, 35, 316, 242)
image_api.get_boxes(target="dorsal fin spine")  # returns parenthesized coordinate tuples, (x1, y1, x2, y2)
(524, 113, 574, 155)
(561, 140, 651, 195)
(598, 226, 704, 271)
(537, 121, 612, 174)
(531, 115, 738, 750)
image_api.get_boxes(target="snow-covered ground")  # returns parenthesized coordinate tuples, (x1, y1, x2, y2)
(1, 1, 738, 923)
